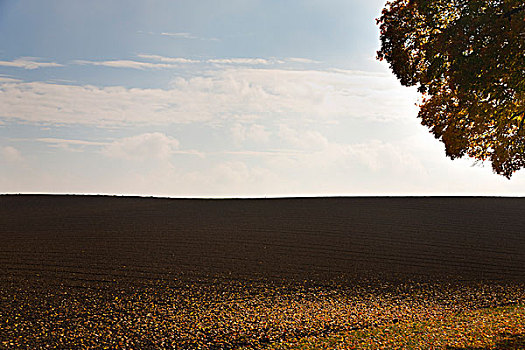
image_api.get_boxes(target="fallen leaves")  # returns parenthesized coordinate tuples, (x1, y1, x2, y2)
(1, 278, 523, 349)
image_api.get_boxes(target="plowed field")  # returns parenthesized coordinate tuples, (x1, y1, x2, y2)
(1, 195, 524, 349)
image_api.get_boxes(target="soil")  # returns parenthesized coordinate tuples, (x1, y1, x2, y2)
(1, 195, 524, 349)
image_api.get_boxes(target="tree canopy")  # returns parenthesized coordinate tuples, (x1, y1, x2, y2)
(377, 0, 524, 177)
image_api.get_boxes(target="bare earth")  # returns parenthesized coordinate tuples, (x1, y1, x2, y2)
(1, 195, 524, 349)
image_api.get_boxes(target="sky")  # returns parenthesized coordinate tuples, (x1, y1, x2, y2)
(1, 0, 524, 197)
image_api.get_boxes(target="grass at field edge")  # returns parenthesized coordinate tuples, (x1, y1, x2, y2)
(263, 304, 525, 350)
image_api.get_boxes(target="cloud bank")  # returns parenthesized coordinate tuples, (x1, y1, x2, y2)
(103, 133, 180, 161)
(0, 57, 63, 70)
(0, 68, 418, 126)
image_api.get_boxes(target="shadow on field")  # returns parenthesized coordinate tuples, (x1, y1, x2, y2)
(447, 333, 525, 350)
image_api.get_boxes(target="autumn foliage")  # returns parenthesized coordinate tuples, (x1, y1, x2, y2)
(377, 0, 524, 177)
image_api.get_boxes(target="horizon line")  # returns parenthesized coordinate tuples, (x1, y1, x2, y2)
(2, 192, 524, 200)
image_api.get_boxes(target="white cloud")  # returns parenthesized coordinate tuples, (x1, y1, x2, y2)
(345, 140, 427, 174)
(73, 59, 179, 70)
(161, 32, 196, 39)
(1, 146, 23, 162)
(137, 54, 198, 64)
(75, 56, 282, 69)
(102, 133, 180, 161)
(181, 161, 284, 196)
(287, 57, 321, 64)
(194, 137, 432, 196)
(0, 81, 207, 125)
(37, 138, 107, 146)
(221, 150, 303, 157)
(3, 130, 525, 196)
(258, 124, 430, 183)
(208, 58, 281, 65)
(75, 55, 321, 70)
(161, 32, 219, 41)
(47, 78, 77, 84)
(0, 68, 418, 126)
(231, 123, 270, 145)
(33, 136, 203, 157)
(31, 137, 108, 152)
(277, 125, 329, 150)
(0, 77, 22, 83)
(0, 57, 63, 70)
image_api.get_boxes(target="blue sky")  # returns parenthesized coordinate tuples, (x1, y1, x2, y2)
(1, 0, 524, 197)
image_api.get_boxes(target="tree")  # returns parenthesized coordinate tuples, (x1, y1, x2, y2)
(376, 0, 524, 177)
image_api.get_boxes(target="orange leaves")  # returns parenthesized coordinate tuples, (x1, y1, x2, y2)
(2, 280, 524, 349)
(377, 0, 525, 176)
(270, 304, 525, 350)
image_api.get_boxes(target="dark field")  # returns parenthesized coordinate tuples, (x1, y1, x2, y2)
(1, 195, 524, 349)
